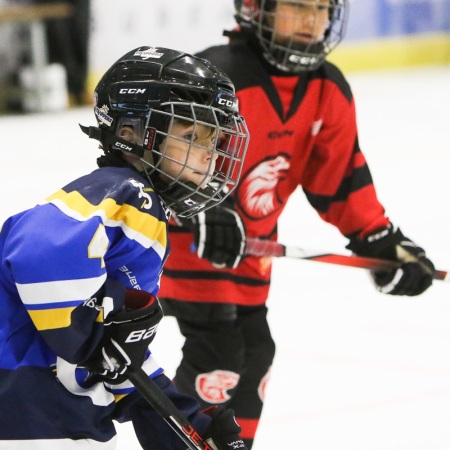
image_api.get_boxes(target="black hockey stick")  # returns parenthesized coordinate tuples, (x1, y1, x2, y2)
(127, 368, 213, 450)
(244, 238, 449, 282)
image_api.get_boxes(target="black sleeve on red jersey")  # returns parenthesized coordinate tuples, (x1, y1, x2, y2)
(302, 143, 374, 214)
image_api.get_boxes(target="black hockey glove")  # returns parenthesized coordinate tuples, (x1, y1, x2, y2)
(346, 224, 434, 296)
(203, 406, 248, 450)
(83, 289, 163, 384)
(190, 198, 246, 269)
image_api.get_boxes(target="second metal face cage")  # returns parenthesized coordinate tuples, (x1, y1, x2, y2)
(236, 0, 349, 72)
(140, 101, 250, 218)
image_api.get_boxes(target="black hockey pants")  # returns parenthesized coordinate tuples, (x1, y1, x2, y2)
(160, 299, 276, 449)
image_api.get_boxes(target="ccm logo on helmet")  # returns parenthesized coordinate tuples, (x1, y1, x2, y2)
(119, 88, 147, 94)
(115, 141, 133, 151)
(218, 98, 236, 108)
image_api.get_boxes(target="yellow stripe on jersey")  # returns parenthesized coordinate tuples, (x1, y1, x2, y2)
(28, 306, 76, 330)
(28, 305, 103, 331)
(114, 393, 127, 403)
(46, 189, 167, 257)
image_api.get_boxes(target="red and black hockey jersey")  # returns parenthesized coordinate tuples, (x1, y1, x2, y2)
(159, 40, 389, 306)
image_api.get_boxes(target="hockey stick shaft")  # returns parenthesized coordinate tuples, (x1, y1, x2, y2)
(244, 238, 449, 282)
(127, 368, 213, 450)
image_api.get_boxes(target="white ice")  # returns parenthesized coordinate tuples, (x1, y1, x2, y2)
(1, 65, 450, 450)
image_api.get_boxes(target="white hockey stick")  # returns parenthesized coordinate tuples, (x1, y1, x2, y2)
(244, 238, 449, 282)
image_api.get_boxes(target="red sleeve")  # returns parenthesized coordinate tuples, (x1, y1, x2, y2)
(302, 80, 390, 238)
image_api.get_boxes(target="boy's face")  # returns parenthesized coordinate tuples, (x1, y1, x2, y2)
(157, 120, 220, 189)
(118, 121, 219, 189)
(271, 0, 330, 44)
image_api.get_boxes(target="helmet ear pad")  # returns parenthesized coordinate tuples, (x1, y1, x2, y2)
(115, 117, 146, 145)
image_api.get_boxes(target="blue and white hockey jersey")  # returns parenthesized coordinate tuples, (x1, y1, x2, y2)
(0, 166, 209, 449)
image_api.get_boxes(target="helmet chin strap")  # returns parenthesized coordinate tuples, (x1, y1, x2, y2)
(79, 124, 145, 157)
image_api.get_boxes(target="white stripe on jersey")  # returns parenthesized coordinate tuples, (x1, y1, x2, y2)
(0, 436, 116, 449)
(16, 274, 106, 306)
(56, 357, 115, 407)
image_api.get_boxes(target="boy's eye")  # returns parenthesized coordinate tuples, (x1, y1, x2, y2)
(184, 132, 197, 141)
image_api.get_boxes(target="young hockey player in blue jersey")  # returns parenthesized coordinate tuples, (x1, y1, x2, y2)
(0, 46, 249, 450)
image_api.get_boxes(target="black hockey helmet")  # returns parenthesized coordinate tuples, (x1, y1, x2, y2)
(234, 0, 349, 72)
(81, 46, 249, 217)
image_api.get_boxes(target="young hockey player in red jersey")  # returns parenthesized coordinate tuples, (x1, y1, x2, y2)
(0, 46, 250, 449)
(158, 1, 435, 448)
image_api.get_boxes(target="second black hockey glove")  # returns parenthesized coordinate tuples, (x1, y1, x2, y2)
(83, 289, 163, 384)
(191, 199, 246, 269)
(346, 224, 434, 296)
(203, 406, 248, 450)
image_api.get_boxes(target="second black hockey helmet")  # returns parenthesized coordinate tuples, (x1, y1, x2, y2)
(234, 0, 349, 72)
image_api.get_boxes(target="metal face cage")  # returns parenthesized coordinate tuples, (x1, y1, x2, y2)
(141, 101, 250, 218)
(236, 0, 349, 72)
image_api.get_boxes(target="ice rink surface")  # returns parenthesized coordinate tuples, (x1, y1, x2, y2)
(1, 64, 450, 449)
